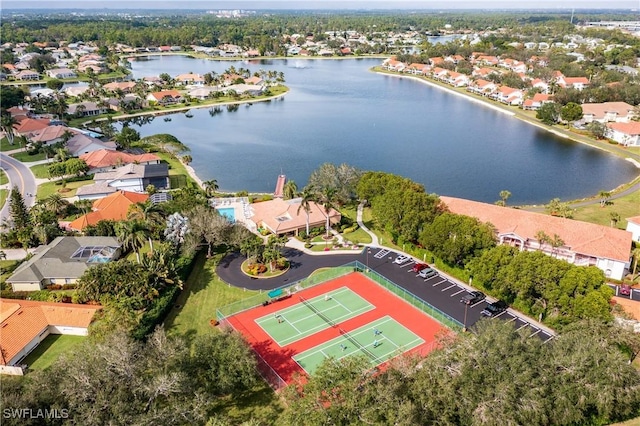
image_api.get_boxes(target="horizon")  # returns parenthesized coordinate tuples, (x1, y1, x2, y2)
(3, 0, 639, 10)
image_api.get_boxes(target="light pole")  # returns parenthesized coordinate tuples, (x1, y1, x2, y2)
(463, 303, 468, 333)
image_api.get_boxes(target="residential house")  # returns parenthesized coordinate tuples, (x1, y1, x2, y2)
(431, 67, 449, 81)
(467, 79, 498, 96)
(102, 81, 136, 93)
(46, 68, 76, 79)
(472, 67, 498, 79)
(28, 125, 79, 145)
(64, 86, 90, 97)
(382, 58, 406, 72)
(67, 101, 108, 117)
(440, 196, 633, 280)
(475, 55, 500, 66)
(582, 102, 636, 123)
(13, 118, 50, 136)
(494, 86, 524, 105)
(429, 57, 444, 66)
(522, 93, 553, 111)
(90, 163, 170, 194)
(80, 148, 161, 173)
(406, 63, 429, 75)
(68, 190, 149, 231)
(248, 197, 341, 236)
(15, 70, 40, 80)
(6, 236, 122, 292)
(245, 76, 263, 85)
(223, 84, 264, 96)
(244, 49, 261, 57)
(65, 133, 116, 157)
(0, 299, 101, 374)
(188, 87, 215, 100)
(531, 78, 550, 94)
(557, 76, 590, 90)
(606, 122, 640, 147)
(626, 216, 640, 242)
(175, 73, 205, 86)
(446, 71, 470, 87)
(146, 90, 183, 105)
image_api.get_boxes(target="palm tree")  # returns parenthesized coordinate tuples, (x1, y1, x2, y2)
(609, 212, 620, 228)
(316, 187, 338, 240)
(0, 114, 18, 146)
(535, 230, 550, 253)
(598, 190, 611, 208)
(44, 193, 69, 217)
(116, 220, 149, 263)
(297, 187, 315, 237)
(283, 180, 298, 200)
(203, 179, 219, 197)
(127, 201, 164, 252)
(550, 234, 565, 258)
(499, 190, 511, 207)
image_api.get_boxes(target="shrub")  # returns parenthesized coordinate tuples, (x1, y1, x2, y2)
(46, 284, 63, 290)
(304, 243, 313, 249)
(62, 284, 77, 290)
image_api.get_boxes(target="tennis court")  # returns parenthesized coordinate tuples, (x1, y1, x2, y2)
(255, 286, 374, 346)
(293, 315, 425, 375)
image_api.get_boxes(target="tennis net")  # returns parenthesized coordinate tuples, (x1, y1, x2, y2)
(299, 296, 336, 327)
(339, 327, 379, 363)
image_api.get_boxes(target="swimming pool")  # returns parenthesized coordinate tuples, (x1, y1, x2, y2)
(217, 207, 236, 223)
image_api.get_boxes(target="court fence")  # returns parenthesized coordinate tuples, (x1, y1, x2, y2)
(217, 260, 462, 390)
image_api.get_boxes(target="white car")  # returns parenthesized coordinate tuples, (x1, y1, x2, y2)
(393, 255, 410, 265)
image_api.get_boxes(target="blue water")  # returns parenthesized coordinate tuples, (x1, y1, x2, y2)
(125, 56, 639, 205)
(217, 207, 236, 223)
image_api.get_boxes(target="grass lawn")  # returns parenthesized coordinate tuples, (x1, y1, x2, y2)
(0, 189, 7, 211)
(610, 418, 640, 426)
(22, 334, 86, 371)
(341, 227, 372, 244)
(36, 178, 93, 200)
(572, 189, 640, 230)
(164, 250, 299, 423)
(164, 252, 261, 338)
(11, 150, 46, 162)
(30, 163, 52, 179)
(1, 259, 20, 288)
(0, 137, 20, 152)
(0, 169, 8, 185)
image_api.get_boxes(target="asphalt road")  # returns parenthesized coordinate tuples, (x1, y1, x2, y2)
(0, 152, 38, 223)
(217, 247, 554, 342)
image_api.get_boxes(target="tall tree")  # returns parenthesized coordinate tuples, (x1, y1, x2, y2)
(203, 179, 219, 197)
(297, 186, 315, 237)
(283, 179, 298, 200)
(0, 113, 18, 146)
(116, 220, 150, 263)
(315, 186, 338, 239)
(496, 189, 511, 207)
(8, 186, 30, 230)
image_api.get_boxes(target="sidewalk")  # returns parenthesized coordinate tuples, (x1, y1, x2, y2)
(284, 201, 379, 255)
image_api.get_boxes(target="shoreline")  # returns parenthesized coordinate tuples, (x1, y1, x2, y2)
(371, 67, 640, 207)
(371, 67, 640, 167)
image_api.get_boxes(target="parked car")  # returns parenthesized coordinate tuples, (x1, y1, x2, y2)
(393, 255, 410, 265)
(418, 267, 438, 279)
(412, 263, 428, 273)
(620, 284, 632, 297)
(460, 291, 485, 305)
(481, 300, 508, 317)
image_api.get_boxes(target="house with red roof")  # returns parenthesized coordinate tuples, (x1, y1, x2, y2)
(146, 90, 184, 105)
(522, 93, 553, 111)
(531, 78, 550, 94)
(582, 102, 636, 124)
(80, 149, 161, 173)
(406, 63, 430, 75)
(175, 73, 205, 86)
(471, 67, 498, 79)
(249, 198, 341, 236)
(0, 298, 101, 374)
(28, 125, 79, 145)
(493, 86, 524, 105)
(557, 76, 590, 90)
(606, 121, 640, 147)
(13, 117, 50, 136)
(467, 79, 498, 96)
(102, 81, 136, 93)
(68, 190, 149, 231)
(440, 196, 633, 280)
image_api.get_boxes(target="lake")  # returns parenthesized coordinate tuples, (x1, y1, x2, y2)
(125, 55, 639, 205)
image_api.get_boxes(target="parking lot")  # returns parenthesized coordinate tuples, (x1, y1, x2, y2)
(363, 248, 555, 343)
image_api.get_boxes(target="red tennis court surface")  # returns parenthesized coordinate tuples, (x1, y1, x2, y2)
(226, 271, 448, 385)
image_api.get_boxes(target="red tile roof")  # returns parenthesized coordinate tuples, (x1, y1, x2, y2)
(13, 118, 50, 135)
(608, 121, 640, 136)
(440, 196, 632, 262)
(80, 149, 160, 169)
(68, 190, 149, 231)
(0, 299, 101, 365)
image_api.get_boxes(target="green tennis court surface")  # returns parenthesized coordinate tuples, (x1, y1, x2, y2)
(255, 287, 374, 346)
(293, 316, 425, 375)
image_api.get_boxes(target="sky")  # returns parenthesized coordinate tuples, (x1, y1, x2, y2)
(3, 0, 639, 9)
